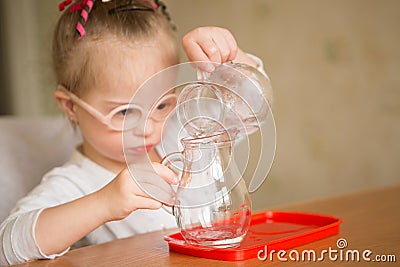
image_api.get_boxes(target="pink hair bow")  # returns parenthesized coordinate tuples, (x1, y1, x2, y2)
(58, 0, 72, 11)
(58, 0, 94, 40)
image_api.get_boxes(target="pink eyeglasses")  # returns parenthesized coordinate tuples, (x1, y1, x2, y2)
(63, 90, 177, 131)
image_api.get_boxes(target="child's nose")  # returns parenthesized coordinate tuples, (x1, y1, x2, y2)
(132, 118, 155, 137)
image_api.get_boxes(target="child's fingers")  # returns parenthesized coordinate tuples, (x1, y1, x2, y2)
(183, 41, 215, 72)
(198, 36, 222, 65)
(183, 36, 219, 72)
(210, 30, 236, 63)
(183, 39, 208, 62)
(137, 180, 176, 204)
(151, 162, 179, 185)
(182, 30, 210, 62)
(221, 28, 238, 61)
(133, 195, 162, 210)
(183, 27, 240, 72)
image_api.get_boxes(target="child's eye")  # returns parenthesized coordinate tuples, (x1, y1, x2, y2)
(116, 108, 134, 117)
(150, 96, 177, 121)
(156, 103, 169, 110)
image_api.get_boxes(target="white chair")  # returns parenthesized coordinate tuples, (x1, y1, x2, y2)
(0, 116, 79, 222)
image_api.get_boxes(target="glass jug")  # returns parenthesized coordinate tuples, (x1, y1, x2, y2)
(162, 129, 252, 248)
(176, 62, 273, 138)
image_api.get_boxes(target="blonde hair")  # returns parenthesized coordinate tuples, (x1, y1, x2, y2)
(53, 0, 178, 95)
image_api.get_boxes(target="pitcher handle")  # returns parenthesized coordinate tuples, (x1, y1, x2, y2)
(161, 152, 184, 215)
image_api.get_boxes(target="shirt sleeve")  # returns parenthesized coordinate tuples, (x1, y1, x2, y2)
(246, 53, 270, 79)
(0, 209, 70, 266)
(0, 168, 86, 266)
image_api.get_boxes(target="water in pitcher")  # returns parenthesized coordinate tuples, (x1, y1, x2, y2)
(179, 203, 251, 248)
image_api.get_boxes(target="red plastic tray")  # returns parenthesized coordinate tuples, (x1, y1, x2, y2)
(164, 211, 343, 261)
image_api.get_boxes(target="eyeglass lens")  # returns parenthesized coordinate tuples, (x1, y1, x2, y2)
(120, 94, 177, 130)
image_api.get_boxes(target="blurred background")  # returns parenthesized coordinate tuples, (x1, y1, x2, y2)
(0, 0, 399, 211)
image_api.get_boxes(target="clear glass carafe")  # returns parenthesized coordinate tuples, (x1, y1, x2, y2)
(162, 129, 251, 248)
(176, 62, 273, 138)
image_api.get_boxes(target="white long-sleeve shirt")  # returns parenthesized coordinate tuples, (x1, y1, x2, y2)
(0, 149, 177, 265)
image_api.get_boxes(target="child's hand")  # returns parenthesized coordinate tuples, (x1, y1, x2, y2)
(97, 163, 178, 222)
(182, 26, 238, 72)
(182, 26, 258, 72)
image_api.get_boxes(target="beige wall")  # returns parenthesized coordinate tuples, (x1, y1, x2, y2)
(2, 0, 400, 211)
(165, 0, 400, 210)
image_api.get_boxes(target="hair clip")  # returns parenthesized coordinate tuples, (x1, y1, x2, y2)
(109, 6, 154, 14)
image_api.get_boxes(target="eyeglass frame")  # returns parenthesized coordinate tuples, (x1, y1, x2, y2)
(60, 88, 177, 131)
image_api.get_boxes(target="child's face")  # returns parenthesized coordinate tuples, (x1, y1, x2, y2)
(75, 34, 178, 172)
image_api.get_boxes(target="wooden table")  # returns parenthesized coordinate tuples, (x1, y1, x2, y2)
(12, 184, 400, 266)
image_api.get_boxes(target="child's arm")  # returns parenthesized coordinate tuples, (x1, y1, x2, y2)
(35, 164, 177, 256)
(182, 26, 258, 71)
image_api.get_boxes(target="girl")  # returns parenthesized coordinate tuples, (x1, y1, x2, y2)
(0, 0, 265, 265)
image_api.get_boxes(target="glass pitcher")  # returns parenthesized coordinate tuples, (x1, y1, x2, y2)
(162, 129, 252, 248)
(176, 62, 273, 138)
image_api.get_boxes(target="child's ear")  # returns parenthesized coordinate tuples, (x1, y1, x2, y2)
(54, 85, 77, 121)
